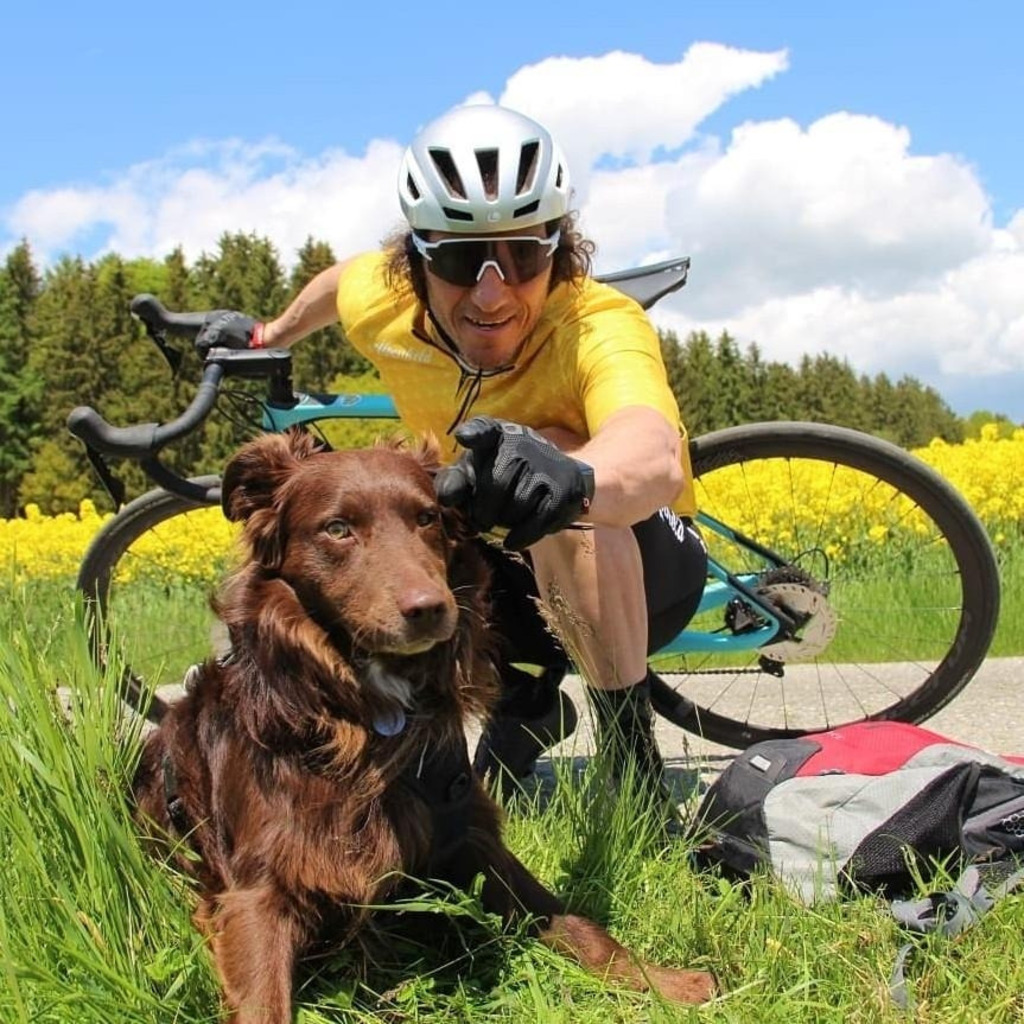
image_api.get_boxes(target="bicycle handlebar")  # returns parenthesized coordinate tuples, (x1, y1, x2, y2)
(67, 361, 227, 457)
(130, 292, 210, 339)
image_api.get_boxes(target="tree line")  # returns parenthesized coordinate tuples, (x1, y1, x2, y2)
(0, 233, 1010, 518)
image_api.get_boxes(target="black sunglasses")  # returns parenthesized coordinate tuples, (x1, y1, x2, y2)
(412, 230, 560, 287)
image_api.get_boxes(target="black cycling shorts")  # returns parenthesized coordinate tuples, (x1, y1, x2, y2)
(475, 508, 708, 669)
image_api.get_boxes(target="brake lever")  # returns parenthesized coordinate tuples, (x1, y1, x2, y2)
(133, 315, 183, 375)
(83, 446, 127, 510)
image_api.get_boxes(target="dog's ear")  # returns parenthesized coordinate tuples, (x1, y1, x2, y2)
(408, 432, 443, 476)
(374, 431, 443, 476)
(401, 433, 474, 546)
(222, 431, 322, 522)
(222, 431, 324, 568)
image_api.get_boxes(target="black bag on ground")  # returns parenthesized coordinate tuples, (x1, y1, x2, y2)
(689, 721, 1024, 1006)
(691, 720, 1024, 900)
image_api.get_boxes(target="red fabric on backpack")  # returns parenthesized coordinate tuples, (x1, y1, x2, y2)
(797, 721, 974, 776)
(796, 721, 1024, 775)
(691, 720, 1024, 903)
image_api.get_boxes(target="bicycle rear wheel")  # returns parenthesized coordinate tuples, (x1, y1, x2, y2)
(652, 422, 1000, 748)
(76, 478, 233, 720)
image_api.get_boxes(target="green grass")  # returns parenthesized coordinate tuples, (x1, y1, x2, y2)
(18, 538, 1020, 696)
(1, 588, 1023, 1022)
(987, 545, 1022, 656)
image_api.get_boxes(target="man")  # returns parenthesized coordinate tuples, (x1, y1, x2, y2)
(199, 104, 707, 806)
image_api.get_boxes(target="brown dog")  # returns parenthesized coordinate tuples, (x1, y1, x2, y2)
(132, 430, 715, 1022)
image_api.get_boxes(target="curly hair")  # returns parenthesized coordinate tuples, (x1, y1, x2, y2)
(381, 212, 596, 304)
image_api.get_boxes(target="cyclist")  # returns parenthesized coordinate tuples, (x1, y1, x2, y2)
(199, 104, 708, 807)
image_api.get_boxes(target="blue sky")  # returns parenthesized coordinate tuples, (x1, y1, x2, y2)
(4, 0, 1023, 420)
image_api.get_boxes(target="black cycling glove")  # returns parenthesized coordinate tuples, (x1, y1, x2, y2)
(435, 416, 595, 551)
(195, 311, 263, 353)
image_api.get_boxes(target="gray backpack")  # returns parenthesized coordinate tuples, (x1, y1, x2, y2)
(690, 721, 1024, 1007)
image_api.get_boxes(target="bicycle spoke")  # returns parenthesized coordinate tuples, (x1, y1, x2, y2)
(655, 423, 998, 747)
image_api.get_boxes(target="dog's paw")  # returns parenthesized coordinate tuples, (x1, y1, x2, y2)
(646, 965, 717, 1005)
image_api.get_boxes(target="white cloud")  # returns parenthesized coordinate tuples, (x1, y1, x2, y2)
(635, 112, 1021, 384)
(6, 137, 406, 265)
(664, 113, 993, 310)
(3, 44, 1022, 415)
(654, 241, 1024, 382)
(497, 43, 789, 203)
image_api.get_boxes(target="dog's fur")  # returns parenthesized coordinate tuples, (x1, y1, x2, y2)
(132, 430, 714, 1022)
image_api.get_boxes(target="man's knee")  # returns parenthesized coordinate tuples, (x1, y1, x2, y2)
(532, 522, 643, 588)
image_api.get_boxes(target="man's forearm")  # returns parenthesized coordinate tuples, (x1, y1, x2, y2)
(262, 262, 347, 348)
(542, 407, 684, 527)
(576, 407, 684, 527)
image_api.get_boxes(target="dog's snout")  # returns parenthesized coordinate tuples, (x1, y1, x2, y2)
(399, 588, 453, 629)
(372, 578, 458, 653)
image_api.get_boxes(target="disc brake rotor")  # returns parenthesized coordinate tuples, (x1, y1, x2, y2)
(758, 581, 838, 663)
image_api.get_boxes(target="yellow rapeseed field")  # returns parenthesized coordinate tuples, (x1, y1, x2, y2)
(2, 427, 1022, 585)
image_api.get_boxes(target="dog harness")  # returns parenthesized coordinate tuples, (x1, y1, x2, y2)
(161, 737, 477, 871)
(161, 752, 194, 842)
(399, 739, 476, 869)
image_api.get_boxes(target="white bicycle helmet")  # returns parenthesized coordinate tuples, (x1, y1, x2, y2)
(398, 105, 571, 234)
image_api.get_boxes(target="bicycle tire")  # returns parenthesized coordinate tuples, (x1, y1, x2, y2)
(76, 477, 226, 721)
(651, 421, 1001, 748)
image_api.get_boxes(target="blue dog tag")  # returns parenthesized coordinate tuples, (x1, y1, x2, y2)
(372, 708, 407, 737)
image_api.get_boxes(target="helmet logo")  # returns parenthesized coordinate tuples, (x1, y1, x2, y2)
(487, 211, 502, 223)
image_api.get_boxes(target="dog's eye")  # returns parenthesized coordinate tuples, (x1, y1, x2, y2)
(325, 520, 352, 539)
(417, 508, 440, 528)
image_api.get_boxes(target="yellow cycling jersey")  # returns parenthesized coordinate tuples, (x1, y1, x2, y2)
(335, 250, 696, 517)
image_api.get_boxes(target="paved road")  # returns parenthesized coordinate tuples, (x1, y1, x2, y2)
(540, 657, 1024, 792)
(153, 658, 1022, 791)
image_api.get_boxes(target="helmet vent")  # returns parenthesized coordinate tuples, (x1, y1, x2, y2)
(516, 141, 540, 195)
(428, 149, 466, 199)
(399, 108, 570, 232)
(475, 149, 499, 199)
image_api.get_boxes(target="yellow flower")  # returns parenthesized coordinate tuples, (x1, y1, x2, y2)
(5, 429, 1021, 583)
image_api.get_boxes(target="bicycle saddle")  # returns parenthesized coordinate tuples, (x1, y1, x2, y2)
(595, 256, 690, 310)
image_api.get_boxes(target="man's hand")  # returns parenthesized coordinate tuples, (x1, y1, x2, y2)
(435, 416, 595, 550)
(195, 311, 264, 353)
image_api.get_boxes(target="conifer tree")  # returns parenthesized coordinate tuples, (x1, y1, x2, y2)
(20, 257, 101, 510)
(799, 354, 870, 430)
(192, 232, 287, 315)
(672, 330, 722, 434)
(0, 241, 43, 516)
(289, 237, 371, 390)
(760, 361, 800, 421)
(713, 332, 753, 429)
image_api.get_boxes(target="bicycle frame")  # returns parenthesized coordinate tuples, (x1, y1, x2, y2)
(261, 392, 789, 659)
(70, 268, 999, 746)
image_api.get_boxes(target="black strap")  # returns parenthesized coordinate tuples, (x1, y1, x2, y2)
(888, 859, 1024, 1009)
(161, 752, 193, 840)
(399, 741, 475, 867)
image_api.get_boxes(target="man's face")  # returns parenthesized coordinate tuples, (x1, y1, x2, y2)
(421, 225, 554, 371)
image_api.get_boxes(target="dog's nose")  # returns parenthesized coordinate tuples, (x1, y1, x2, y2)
(399, 590, 452, 630)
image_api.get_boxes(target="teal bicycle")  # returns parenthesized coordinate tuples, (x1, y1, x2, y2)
(68, 258, 1001, 748)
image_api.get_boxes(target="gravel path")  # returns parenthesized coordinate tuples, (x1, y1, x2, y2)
(152, 657, 1023, 797)
(537, 657, 1024, 796)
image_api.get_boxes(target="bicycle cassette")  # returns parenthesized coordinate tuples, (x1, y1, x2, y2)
(757, 581, 838, 663)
